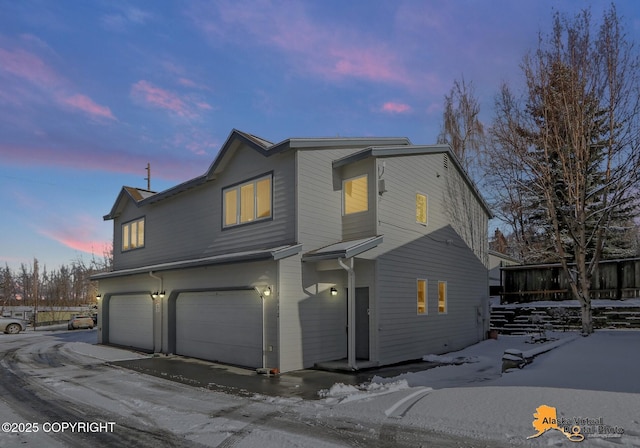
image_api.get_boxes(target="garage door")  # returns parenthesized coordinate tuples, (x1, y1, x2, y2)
(109, 294, 153, 351)
(176, 290, 262, 368)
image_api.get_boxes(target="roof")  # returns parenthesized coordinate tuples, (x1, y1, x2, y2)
(91, 244, 302, 280)
(332, 144, 493, 218)
(302, 236, 383, 261)
(104, 129, 410, 220)
(104, 186, 157, 220)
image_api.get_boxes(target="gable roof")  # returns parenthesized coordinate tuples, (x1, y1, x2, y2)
(103, 186, 156, 220)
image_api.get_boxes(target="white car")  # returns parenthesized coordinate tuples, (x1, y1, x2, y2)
(68, 315, 94, 330)
(0, 317, 28, 334)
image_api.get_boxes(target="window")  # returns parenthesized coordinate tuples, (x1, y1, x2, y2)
(438, 281, 447, 314)
(416, 193, 428, 225)
(343, 175, 368, 215)
(223, 175, 272, 227)
(417, 279, 427, 315)
(122, 217, 145, 251)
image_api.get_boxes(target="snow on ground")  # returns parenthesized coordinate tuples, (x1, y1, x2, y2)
(496, 298, 640, 308)
(321, 330, 640, 447)
(7, 328, 639, 447)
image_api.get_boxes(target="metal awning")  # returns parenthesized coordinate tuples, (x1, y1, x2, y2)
(302, 236, 382, 262)
(91, 244, 302, 280)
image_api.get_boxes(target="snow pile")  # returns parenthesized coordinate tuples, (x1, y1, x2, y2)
(318, 380, 410, 404)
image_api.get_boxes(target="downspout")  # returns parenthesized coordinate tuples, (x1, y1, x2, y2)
(149, 272, 163, 353)
(338, 257, 356, 370)
(254, 286, 268, 371)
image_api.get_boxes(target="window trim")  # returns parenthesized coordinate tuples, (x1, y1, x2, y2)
(222, 172, 273, 229)
(438, 281, 448, 314)
(342, 174, 369, 216)
(417, 278, 428, 315)
(121, 217, 145, 252)
(416, 192, 428, 226)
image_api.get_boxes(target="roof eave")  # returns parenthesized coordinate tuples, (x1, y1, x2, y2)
(91, 244, 302, 280)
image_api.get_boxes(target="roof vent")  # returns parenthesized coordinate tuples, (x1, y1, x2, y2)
(443, 154, 449, 170)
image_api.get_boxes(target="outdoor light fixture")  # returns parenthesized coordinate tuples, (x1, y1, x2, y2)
(151, 291, 159, 299)
(263, 286, 271, 297)
(96, 294, 102, 300)
(159, 291, 166, 298)
(330, 287, 338, 296)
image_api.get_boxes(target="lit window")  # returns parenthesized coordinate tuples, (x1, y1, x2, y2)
(223, 175, 272, 227)
(343, 175, 368, 215)
(417, 279, 427, 315)
(438, 281, 447, 314)
(122, 217, 145, 251)
(416, 193, 428, 225)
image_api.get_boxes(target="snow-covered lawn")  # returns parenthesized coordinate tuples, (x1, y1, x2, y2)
(322, 330, 640, 446)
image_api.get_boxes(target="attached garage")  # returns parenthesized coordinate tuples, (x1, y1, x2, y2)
(108, 294, 154, 351)
(176, 290, 263, 368)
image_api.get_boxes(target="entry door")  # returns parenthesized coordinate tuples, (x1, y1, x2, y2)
(355, 287, 370, 360)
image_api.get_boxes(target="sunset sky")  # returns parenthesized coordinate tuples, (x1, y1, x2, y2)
(1, 0, 639, 271)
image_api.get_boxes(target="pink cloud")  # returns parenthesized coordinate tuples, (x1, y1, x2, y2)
(61, 94, 116, 120)
(0, 45, 119, 123)
(381, 102, 412, 114)
(36, 215, 110, 255)
(0, 142, 204, 182)
(177, 77, 212, 91)
(189, 2, 415, 87)
(0, 47, 61, 88)
(131, 80, 194, 117)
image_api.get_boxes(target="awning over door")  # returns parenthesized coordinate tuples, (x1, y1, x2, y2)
(302, 236, 383, 261)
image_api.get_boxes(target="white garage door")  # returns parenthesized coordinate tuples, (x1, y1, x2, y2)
(176, 290, 262, 368)
(109, 294, 153, 351)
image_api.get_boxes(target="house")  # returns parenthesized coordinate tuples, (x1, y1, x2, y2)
(92, 129, 492, 373)
(488, 250, 521, 299)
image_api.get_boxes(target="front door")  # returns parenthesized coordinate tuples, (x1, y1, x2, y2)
(355, 287, 370, 360)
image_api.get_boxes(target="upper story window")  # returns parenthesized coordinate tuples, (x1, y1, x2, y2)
(122, 217, 145, 251)
(223, 174, 272, 227)
(416, 193, 428, 225)
(343, 175, 368, 215)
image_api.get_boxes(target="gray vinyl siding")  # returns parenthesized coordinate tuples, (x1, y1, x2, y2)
(113, 146, 296, 271)
(278, 254, 347, 372)
(296, 149, 376, 252)
(371, 155, 489, 364)
(376, 230, 487, 365)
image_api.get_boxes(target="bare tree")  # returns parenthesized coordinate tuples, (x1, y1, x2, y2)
(437, 78, 490, 265)
(490, 6, 640, 334)
(438, 77, 486, 182)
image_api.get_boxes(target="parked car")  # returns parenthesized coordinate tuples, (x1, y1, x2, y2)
(0, 317, 28, 334)
(68, 315, 94, 330)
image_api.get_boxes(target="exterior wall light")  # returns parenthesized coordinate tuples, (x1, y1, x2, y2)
(263, 286, 271, 297)
(96, 294, 102, 300)
(330, 287, 338, 296)
(159, 291, 166, 298)
(151, 291, 159, 299)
